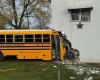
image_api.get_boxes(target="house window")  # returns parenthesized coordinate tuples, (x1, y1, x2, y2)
(69, 8, 93, 22)
(71, 9, 80, 21)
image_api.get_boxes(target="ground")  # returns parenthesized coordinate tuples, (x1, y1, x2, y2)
(0, 60, 100, 80)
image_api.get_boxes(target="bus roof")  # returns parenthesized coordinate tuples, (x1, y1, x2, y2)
(0, 29, 58, 34)
(0, 29, 53, 32)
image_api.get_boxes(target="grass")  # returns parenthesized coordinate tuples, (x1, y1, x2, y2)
(0, 60, 100, 80)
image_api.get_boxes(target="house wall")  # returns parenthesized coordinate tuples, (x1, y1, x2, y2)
(51, 0, 100, 62)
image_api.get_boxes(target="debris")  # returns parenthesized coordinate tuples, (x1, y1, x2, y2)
(69, 77, 75, 79)
(0, 68, 16, 72)
(42, 68, 46, 71)
(88, 77, 93, 80)
(84, 77, 93, 80)
(53, 65, 57, 68)
(89, 69, 100, 74)
(62, 62, 65, 64)
(77, 67, 84, 75)
(64, 63, 100, 75)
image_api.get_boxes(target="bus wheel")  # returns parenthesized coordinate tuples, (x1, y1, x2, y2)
(0, 53, 4, 61)
(66, 51, 75, 60)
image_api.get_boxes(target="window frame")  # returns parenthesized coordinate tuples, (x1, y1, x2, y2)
(69, 8, 93, 22)
(35, 34, 42, 43)
(0, 35, 5, 43)
(43, 34, 50, 43)
(81, 9, 91, 22)
(14, 35, 24, 43)
(6, 35, 13, 43)
(24, 34, 34, 43)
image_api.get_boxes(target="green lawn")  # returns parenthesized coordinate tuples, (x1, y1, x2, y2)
(0, 60, 100, 80)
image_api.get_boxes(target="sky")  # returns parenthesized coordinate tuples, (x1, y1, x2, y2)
(4, 0, 51, 29)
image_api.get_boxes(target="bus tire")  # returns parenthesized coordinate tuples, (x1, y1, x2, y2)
(0, 53, 4, 61)
(66, 51, 75, 60)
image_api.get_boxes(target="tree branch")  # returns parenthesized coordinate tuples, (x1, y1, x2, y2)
(11, 0, 18, 28)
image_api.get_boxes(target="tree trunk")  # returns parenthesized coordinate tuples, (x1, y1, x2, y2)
(18, 7, 26, 29)
(12, 0, 18, 29)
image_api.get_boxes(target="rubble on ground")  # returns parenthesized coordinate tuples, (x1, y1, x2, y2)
(61, 60, 100, 80)
(84, 77, 93, 80)
(69, 77, 75, 79)
(65, 64, 100, 75)
(53, 65, 57, 68)
(42, 68, 47, 71)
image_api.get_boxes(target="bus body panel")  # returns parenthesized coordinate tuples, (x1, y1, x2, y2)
(60, 40, 66, 60)
(0, 30, 66, 60)
(1, 50, 52, 60)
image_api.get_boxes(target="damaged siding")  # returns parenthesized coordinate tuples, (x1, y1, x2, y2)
(51, 0, 100, 62)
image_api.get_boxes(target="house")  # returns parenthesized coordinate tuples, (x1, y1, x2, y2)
(51, 0, 100, 62)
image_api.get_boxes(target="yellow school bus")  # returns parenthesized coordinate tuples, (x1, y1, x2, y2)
(0, 29, 66, 60)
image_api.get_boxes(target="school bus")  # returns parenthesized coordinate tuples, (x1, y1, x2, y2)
(0, 29, 66, 60)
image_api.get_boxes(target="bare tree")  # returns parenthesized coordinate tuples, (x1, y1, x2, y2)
(0, 0, 32, 29)
(33, 0, 51, 29)
(0, 0, 51, 29)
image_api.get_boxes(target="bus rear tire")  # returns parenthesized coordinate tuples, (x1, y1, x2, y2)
(0, 53, 4, 61)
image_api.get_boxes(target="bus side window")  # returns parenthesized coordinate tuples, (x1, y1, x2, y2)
(6, 35, 13, 43)
(0, 35, 5, 43)
(35, 34, 42, 43)
(43, 34, 50, 43)
(25, 35, 34, 42)
(15, 35, 23, 42)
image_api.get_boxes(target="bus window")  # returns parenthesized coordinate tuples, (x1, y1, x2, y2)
(0, 35, 5, 43)
(15, 35, 23, 42)
(6, 35, 13, 43)
(43, 34, 50, 42)
(35, 34, 42, 43)
(25, 35, 34, 42)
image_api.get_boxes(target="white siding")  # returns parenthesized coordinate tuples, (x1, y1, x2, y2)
(51, 0, 100, 62)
